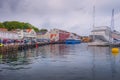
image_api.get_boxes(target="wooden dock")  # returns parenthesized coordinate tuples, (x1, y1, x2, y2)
(0, 41, 65, 54)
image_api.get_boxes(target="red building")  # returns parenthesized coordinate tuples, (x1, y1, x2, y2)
(49, 29, 70, 42)
(59, 30, 70, 41)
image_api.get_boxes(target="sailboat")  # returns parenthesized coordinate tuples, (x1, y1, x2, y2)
(88, 6, 112, 46)
(88, 8, 120, 46)
(88, 26, 112, 46)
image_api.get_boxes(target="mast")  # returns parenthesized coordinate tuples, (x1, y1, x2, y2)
(92, 5, 96, 41)
(110, 9, 115, 43)
(111, 9, 114, 32)
(93, 5, 95, 28)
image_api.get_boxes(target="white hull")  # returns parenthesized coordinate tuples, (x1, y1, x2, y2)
(88, 42, 109, 46)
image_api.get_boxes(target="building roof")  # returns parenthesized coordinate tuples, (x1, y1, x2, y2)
(52, 28, 69, 33)
(0, 28, 8, 31)
(26, 29, 32, 33)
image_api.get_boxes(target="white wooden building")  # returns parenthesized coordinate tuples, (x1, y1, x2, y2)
(0, 31, 19, 39)
(17, 29, 37, 40)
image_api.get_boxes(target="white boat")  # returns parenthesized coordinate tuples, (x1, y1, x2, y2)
(88, 41, 109, 46)
(88, 26, 112, 46)
(88, 8, 120, 46)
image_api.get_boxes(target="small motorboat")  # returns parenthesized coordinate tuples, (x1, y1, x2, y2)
(65, 39, 81, 44)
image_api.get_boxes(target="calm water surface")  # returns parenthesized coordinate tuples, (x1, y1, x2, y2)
(0, 43, 120, 80)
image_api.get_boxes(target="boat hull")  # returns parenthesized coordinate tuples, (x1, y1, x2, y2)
(65, 39, 81, 44)
(88, 42, 109, 46)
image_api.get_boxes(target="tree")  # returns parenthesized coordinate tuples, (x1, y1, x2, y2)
(2, 21, 40, 32)
(39, 29, 48, 33)
(0, 22, 5, 28)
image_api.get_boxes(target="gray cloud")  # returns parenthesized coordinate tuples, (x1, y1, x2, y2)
(0, 0, 120, 35)
(0, 0, 21, 12)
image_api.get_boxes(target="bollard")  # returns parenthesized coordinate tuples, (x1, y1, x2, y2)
(36, 43, 38, 48)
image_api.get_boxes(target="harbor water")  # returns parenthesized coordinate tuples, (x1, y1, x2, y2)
(0, 43, 120, 80)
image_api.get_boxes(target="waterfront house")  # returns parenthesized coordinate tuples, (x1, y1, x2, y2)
(0, 28, 7, 31)
(11, 29, 37, 44)
(69, 33, 81, 40)
(0, 28, 20, 45)
(36, 28, 70, 42)
(36, 28, 80, 42)
(49, 28, 70, 42)
(16, 29, 37, 40)
(37, 31, 50, 42)
(49, 29, 60, 42)
(0, 28, 19, 40)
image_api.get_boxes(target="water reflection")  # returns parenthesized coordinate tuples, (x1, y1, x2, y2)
(0, 44, 71, 70)
(88, 46, 120, 80)
(0, 44, 120, 80)
(111, 48, 120, 80)
(37, 44, 70, 58)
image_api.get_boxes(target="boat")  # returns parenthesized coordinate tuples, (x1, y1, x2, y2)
(88, 26, 112, 46)
(88, 41, 109, 46)
(88, 8, 120, 46)
(65, 39, 81, 44)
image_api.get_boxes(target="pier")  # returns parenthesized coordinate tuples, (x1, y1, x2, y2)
(0, 41, 65, 54)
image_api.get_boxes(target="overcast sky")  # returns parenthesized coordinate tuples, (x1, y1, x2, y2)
(0, 0, 120, 35)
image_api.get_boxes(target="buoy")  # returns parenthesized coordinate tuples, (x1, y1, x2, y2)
(0, 43, 3, 47)
(112, 48, 119, 57)
(112, 48, 119, 53)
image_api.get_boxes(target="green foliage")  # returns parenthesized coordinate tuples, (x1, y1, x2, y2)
(39, 29, 48, 33)
(1, 21, 40, 32)
(0, 22, 5, 28)
(32, 26, 40, 32)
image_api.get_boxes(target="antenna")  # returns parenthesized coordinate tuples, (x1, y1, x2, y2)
(111, 9, 114, 32)
(93, 5, 95, 28)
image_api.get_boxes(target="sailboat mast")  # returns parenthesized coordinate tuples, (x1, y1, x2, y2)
(111, 9, 114, 32)
(110, 9, 115, 43)
(93, 6, 95, 28)
(92, 5, 96, 42)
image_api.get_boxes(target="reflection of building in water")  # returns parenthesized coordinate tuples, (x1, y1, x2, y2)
(0, 51, 32, 70)
(0, 52, 18, 63)
(49, 44, 68, 57)
(111, 49, 120, 80)
(36, 44, 69, 58)
(50, 45, 59, 56)
(38, 45, 51, 58)
(0, 50, 35, 65)
(17, 48, 40, 58)
(0, 44, 71, 66)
